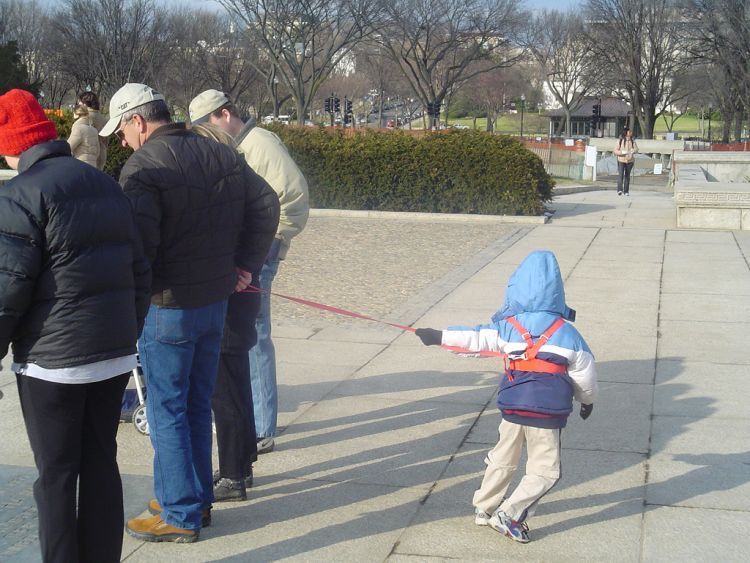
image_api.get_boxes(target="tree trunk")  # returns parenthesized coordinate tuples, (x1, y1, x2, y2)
(734, 110, 743, 142)
(563, 107, 572, 138)
(295, 99, 305, 126)
(378, 92, 384, 128)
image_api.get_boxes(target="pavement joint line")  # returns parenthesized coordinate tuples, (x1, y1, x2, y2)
(326, 391, 497, 407)
(651, 414, 750, 421)
(733, 231, 750, 270)
(640, 229, 668, 562)
(385, 227, 533, 329)
(644, 503, 750, 513)
(386, 397, 496, 559)
(462, 441, 649, 455)
(252, 475, 425, 492)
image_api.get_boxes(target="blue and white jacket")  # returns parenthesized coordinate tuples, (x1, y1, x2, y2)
(442, 251, 598, 429)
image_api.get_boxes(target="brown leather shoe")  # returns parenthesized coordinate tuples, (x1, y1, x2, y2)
(126, 514, 198, 543)
(147, 498, 212, 527)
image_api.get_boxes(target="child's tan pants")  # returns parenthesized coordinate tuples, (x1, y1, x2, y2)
(473, 418, 561, 522)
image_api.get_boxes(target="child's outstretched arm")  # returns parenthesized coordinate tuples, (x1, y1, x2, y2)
(414, 325, 505, 353)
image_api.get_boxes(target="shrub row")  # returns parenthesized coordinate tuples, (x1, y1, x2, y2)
(266, 126, 553, 216)
(4, 117, 553, 217)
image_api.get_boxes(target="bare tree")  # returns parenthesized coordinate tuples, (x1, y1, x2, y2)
(684, 0, 749, 141)
(216, 0, 379, 124)
(586, 0, 690, 138)
(355, 41, 403, 127)
(376, 0, 525, 129)
(521, 11, 598, 137)
(162, 10, 267, 116)
(50, 0, 174, 97)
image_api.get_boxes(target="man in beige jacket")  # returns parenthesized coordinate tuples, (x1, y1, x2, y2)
(189, 90, 309, 457)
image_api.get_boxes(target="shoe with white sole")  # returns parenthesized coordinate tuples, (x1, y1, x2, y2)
(474, 508, 492, 526)
(488, 510, 530, 543)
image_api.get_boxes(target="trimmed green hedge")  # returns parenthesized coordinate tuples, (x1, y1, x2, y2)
(266, 126, 553, 216)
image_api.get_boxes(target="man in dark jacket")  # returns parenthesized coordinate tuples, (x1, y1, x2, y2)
(0, 89, 151, 563)
(99, 83, 280, 543)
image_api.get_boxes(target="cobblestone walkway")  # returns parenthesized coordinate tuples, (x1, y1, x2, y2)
(273, 216, 516, 327)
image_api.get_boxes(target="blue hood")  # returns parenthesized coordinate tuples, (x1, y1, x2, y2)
(491, 251, 575, 322)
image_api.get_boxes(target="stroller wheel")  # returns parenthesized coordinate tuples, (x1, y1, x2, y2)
(133, 404, 150, 435)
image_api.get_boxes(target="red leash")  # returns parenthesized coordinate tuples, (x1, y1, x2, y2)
(242, 285, 506, 358)
(243, 285, 415, 332)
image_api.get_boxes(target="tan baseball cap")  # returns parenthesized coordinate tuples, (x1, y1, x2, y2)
(189, 89, 230, 124)
(100, 83, 165, 137)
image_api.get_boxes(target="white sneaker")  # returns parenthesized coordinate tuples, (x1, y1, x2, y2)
(474, 507, 492, 526)
(488, 510, 530, 543)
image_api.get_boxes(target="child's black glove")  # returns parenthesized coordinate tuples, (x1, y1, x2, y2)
(580, 403, 594, 420)
(415, 328, 442, 346)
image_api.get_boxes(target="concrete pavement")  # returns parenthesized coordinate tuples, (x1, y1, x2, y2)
(2, 188, 749, 561)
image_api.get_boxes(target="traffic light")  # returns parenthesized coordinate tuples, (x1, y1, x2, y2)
(592, 103, 601, 119)
(345, 99, 352, 115)
(324, 98, 331, 113)
(333, 97, 340, 113)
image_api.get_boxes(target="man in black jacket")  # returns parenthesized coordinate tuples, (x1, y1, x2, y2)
(0, 89, 151, 563)
(99, 83, 280, 543)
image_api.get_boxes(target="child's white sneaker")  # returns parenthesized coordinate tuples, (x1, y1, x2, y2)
(488, 510, 530, 543)
(474, 507, 492, 526)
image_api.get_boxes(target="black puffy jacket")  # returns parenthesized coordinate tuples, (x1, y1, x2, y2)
(119, 123, 280, 308)
(0, 141, 151, 368)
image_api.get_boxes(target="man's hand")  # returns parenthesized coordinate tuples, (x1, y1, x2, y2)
(580, 403, 594, 420)
(235, 268, 253, 293)
(415, 328, 442, 346)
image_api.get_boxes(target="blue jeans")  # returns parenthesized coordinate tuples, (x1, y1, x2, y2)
(249, 239, 281, 438)
(139, 300, 227, 530)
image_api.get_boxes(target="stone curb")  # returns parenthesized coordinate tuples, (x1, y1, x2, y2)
(310, 208, 548, 224)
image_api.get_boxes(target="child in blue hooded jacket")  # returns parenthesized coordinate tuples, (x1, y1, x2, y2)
(415, 250, 597, 543)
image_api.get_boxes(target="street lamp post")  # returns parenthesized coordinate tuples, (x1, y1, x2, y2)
(520, 94, 526, 138)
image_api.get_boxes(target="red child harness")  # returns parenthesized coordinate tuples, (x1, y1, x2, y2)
(504, 316, 568, 379)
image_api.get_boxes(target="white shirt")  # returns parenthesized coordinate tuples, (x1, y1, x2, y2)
(13, 354, 137, 384)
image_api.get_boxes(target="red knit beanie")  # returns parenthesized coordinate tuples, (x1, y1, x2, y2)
(0, 89, 58, 156)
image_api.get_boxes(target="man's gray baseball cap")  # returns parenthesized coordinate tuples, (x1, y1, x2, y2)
(189, 89, 230, 124)
(100, 83, 165, 137)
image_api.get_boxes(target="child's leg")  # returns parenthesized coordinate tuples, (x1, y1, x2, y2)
(472, 419, 525, 514)
(499, 425, 561, 522)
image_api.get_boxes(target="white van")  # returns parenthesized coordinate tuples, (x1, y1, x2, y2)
(262, 115, 290, 125)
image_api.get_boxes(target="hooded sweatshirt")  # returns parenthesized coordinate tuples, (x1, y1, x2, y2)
(442, 251, 597, 428)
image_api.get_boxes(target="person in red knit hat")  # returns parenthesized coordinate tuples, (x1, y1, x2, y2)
(0, 89, 151, 563)
(0, 88, 58, 159)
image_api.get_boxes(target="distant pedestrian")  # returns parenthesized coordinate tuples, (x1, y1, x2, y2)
(67, 105, 100, 166)
(77, 91, 108, 170)
(0, 88, 151, 563)
(415, 251, 598, 544)
(615, 127, 638, 196)
(190, 122, 279, 502)
(189, 90, 309, 456)
(100, 83, 279, 543)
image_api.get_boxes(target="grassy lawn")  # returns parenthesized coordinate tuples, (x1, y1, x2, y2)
(444, 112, 726, 138)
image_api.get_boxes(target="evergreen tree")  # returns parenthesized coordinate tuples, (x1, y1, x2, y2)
(0, 40, 39, 96)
